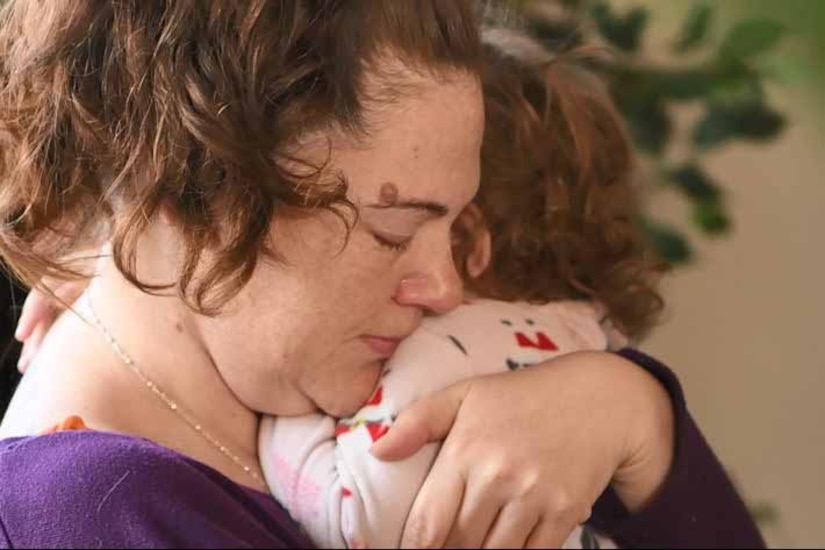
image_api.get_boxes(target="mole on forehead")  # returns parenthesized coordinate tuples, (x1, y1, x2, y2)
(378, 182, 399, 206)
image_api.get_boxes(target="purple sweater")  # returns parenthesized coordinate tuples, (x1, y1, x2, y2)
(0, 349, 764, 548)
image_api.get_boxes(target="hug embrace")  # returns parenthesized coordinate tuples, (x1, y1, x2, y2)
(0, 1, 762, 548)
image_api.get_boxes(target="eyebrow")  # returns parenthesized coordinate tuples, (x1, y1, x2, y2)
(364, 198, 449, 218)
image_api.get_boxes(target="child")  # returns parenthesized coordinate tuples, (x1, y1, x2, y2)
(259, 29, 664, 550)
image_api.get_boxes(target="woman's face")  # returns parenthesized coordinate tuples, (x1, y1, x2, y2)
(198, 70, 484, 417)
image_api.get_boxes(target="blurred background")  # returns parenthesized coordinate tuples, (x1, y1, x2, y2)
(510, 0, 823, 546)
(1, 0, 822, 546)
(631, 2, 822, 547)
(640, 2, 823, 547)
(635, 2, 822, 548)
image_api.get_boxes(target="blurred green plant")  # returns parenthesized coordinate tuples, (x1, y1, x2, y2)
(510, 0, 792, 265)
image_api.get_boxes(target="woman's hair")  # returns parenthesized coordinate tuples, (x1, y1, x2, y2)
(456, 30, 664, 339)
(0, 0, 481, 313)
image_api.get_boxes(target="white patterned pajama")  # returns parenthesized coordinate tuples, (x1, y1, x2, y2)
(259, 299, 623, 549)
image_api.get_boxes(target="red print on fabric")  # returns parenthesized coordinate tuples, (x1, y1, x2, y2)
(365, 385, 384, 406)
(366, 422, 390, 442)
(335, 423, 352, 437)
(335, 420, 390, 441)
(515, 331, 558, 351)
(342, 487, 353, 497)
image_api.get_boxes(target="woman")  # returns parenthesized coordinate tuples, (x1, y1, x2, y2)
(0, 1, 761, 548)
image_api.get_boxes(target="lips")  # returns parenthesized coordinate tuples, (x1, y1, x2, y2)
(361, 336, 403, 358)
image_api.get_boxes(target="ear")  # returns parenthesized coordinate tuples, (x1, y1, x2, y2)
(456, 204, 491, 279)
(466, 225, 491, 279)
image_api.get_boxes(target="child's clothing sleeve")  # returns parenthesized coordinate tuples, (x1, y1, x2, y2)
(260, 327, 479, 548)
(259, 414, 349, 547)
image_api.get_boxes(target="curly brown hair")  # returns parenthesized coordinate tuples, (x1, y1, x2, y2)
(455, 34, 665, 340)
(0, 0, 481, 314)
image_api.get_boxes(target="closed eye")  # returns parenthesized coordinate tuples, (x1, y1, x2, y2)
(372, 232, 411, 252)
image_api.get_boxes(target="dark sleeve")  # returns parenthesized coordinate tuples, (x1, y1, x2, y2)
(0, 431, 313, 549)
(589, 348, 766, 549)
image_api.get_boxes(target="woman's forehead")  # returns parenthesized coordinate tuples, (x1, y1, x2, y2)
(288, 70, 482, 214)
(344, 76, 482, 206)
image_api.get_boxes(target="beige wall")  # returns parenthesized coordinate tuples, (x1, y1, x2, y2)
(610, 2, 825, 545)
(644, 104, 825, 547)
(600, 0, 825, 547)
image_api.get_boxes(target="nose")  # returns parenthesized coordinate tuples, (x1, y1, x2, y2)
(394, 251, 464, 315)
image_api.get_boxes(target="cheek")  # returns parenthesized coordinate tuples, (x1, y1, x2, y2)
(214, 223, 399, 414)
(316, 231, 404, 311)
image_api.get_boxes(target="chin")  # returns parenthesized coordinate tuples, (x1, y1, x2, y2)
(319, 386, 376, 418)
(250, 391, 319, 417)
(318, 362, 384, 418)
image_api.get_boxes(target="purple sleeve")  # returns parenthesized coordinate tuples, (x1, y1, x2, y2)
(0, 431, 314, 548)
(589, 348, 765, 548)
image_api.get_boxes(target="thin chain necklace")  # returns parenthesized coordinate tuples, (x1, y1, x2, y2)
(83, 293, 265, 490)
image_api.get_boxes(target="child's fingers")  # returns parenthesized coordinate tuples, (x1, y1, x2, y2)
(13, 288, 43, 342)
(15, 288, 59, 344)
(14, 279, 85, 373)
(17, 339, 33, 374)
(14, 279, 85, 343)
(17, 320, 51, 373)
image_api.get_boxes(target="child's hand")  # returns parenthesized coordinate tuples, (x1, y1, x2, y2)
(15, 279, 88, 372)
(371, 351, 674, 549)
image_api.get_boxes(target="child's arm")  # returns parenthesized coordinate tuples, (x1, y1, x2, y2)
(258, 413, 350, 548)
(262, 303, 618, 549)
(260, 326, 478, 549)
(322, 304, 612, 549)
(333, 327, 480, 548)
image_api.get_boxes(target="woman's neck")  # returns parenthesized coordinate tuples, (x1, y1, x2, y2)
(78, 262, 264, 490)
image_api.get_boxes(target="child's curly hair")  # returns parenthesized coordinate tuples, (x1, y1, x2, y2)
(456, 32, 665, 340)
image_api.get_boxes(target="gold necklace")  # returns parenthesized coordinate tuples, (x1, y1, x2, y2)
(83, 293, 265, 490)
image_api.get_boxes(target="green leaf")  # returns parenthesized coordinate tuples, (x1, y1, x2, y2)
(526, 18, 584, 51)
(756, 54, 815, 85)
(557, 0, 586, 10)
(673, 3, 713, 54)
(668, 164, 722, 202)
(720, 19, 783, 60)
(641, 219, 693, 265)
(707, 69, 765, 107)
(649, 69, 715, 101)
(621, 100, 672, 156)
(692, 200, 731, 235)
(591, 3, 649, 53)
(693, 103, 786, 150)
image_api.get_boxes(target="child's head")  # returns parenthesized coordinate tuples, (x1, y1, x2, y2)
(454, 30, 664, 340)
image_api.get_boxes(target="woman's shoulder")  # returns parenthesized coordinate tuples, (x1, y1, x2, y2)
(0, 430, 312, 548)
